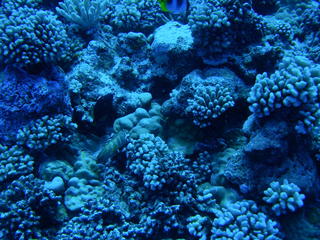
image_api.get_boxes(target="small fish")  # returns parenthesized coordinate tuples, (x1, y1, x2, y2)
(96, 131, 128, 163)
(158, 0, 188, 14)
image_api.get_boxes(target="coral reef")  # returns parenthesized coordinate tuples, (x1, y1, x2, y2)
(0, 68, 71, 143)
(0, 175, 63, 240)
(0, 0, 319, 239)
(162, 68, 248, 118)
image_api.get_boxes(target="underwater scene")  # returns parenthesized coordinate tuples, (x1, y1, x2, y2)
(1, 0, 320, 239)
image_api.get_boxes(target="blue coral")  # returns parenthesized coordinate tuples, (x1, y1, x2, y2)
(186, 83, 235, 128)
(263, 179, 305, 216)
(109, 0, 141, 32)
(211, 200, 282, 240)
(56, 0, 109, 33)
(105, 0, 166, 33)
(1, 0, 43, 14)
(56, 198, 126, 240)
(125, 133, 196, 204)
(0, 0, 318, 239)
(125, 133, 169, 190)
(0, 175, 62, 240)
(188, 0, 230, 39)
(248, 55, 320, 133)
(188, 0, 263, 58)
(187, 215, 211, 240)
(0, 6, 71, 68)
(0, 144, 34, 183)
(0, 68, 72, 143)
(16, 114, 77, 151)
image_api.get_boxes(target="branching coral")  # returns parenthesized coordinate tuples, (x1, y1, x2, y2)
(125, 133, 196, 204)
(211, 200, 282, 240)
(125, 133, 170, 190)
(16, 114, 77, 151)
(105, 0, 166, 33)
(56, 0, 110, 32)
(108, 0, 141, 32)
(263, 179, 305, 216)
(0, 6, 71, 68)
(186, 83, 235, 128)
(0, 145, 34, 183)
(0, 68, 72, 143)
(188, 0, 264, 58)
(0, 175, 62, 240)
(248, 55, 320, 133)
(187, 215, 211, 240)
(1, 0, 43, 14)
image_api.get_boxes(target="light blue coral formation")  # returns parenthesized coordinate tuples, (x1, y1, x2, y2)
(1, 0, 42, 13)
(187, 215, 210, 240)
(125, 133, 195, 200)
(0, 144, 34, 183)
(263, 179, 305, 216)
(187, 0, 263, 57)
(211, 200, 282, 240)
(106, 0, 165, 33)
(136, 0, 166, 32)
(56, 0, 109, 32)
(188, 0, 231, 57)
(248, 55, 320, 133)
(125, 133, 170, 190)
(56, 0, 165, 34)
(188, 0, 230, 42)
(109, 0, 141, 32)
(16, 115, 77, 151)
(0, 174, 62, 240)
(0, 5, 71, 68)
(186, 83, 235, 128)
(0, 0, 318, 239)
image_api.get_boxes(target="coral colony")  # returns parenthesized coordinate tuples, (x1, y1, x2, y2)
(1, 0, 320, 239)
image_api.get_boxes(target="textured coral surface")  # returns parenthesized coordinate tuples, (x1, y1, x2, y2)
(1, 0, 320, 239)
